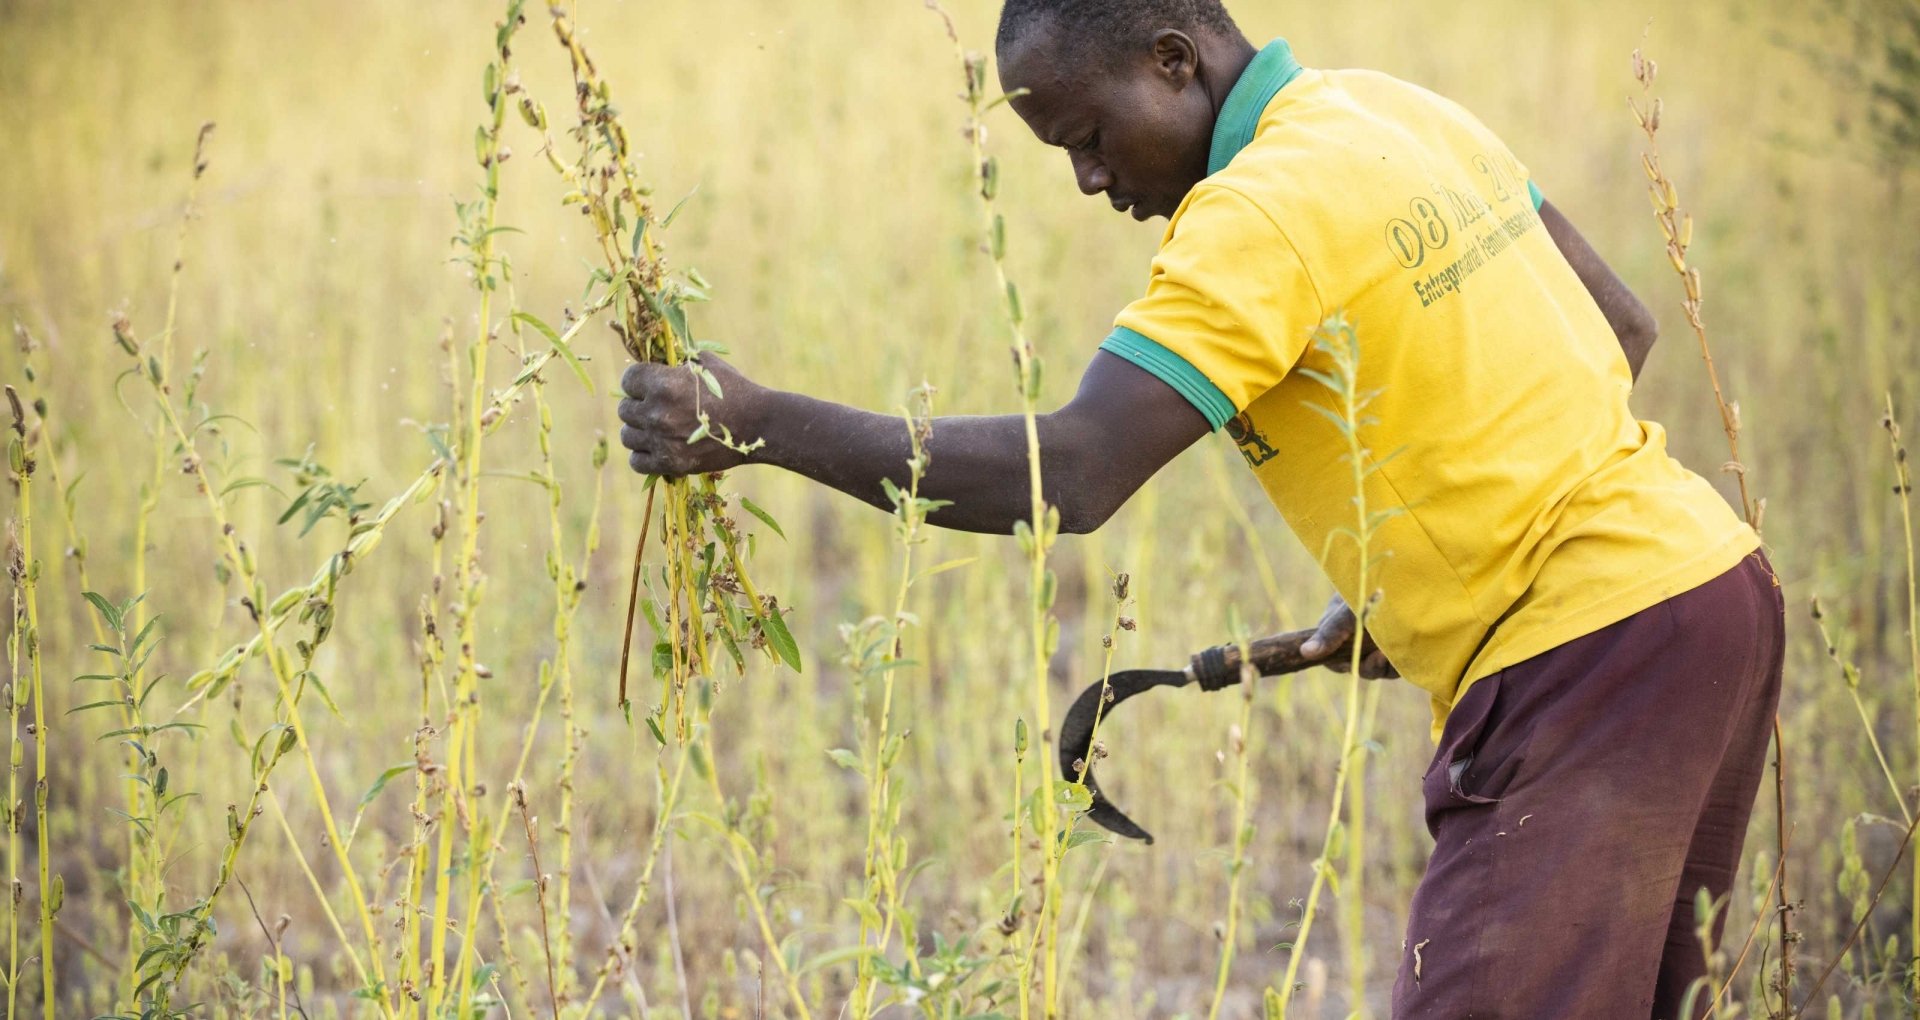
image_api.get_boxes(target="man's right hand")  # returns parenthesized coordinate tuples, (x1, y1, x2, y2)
(1299, 593, 1398, 679)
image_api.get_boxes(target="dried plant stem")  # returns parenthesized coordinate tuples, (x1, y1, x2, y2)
(122, 124, 213, 1000)
(922, 6, 1064, 1013)
(696, 742, 814, 1020)
(6, 385, 52, 1018)
(129, 344, 397, 1016)
(6, 512, 20, 1020)
(1798, 813, 1920, 1013)
(1885, 396, 1919, 1008)
(437, 8, 528, 1016)
(1710, 831, 1789, 1019)
(399, 493, 450, 1014)
(264, 785, 375, 993)
(105, 131, 395, 1013)
(23, 386, 138, 1006)
(572, 744, 690, 1016)
(1341, 684, 1384, 1018)
(1631, 46, 1789, 1001)
(514, 784, 562, 1020)
(460, 370, 605, 1014)
(1207, 629, 1260, 1020)
(1811, 599, 1910, 824)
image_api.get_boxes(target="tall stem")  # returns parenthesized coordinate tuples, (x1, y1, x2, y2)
(1884, 397, 1918, 1007)
(1275, 318, 1378, 1016)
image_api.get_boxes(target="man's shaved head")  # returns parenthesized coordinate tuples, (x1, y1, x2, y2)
(995, 0, 1241, 71)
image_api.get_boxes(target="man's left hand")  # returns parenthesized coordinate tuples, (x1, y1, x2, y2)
(1298, 594, 1398, 680)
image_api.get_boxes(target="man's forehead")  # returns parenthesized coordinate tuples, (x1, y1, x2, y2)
(1000, 28, 1108, 136)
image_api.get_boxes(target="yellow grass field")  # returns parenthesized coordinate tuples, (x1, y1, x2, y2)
(2, 0, 1917, 1016)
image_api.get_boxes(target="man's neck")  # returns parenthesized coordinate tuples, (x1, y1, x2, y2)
(1200, 35, 1261, 124)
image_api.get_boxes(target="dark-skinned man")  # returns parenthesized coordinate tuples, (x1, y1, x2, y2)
(617, 1, 1781, 1015)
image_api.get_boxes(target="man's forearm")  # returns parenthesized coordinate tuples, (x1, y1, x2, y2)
(621, 351, 1207, 533)
(1540, 199, 1659, 379)
(748, 388, 1090, 535)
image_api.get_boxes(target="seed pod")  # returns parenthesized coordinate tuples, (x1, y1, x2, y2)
(269, 586, 305, 616)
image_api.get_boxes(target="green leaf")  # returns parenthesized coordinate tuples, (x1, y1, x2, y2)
(1061, 828, 1110, 854)
(82, 591, 121, 632)
(660, 186, 700, 229)
(739, 496, 785, 540)
(510, 311, 595, 395)
(761, 609, 802, 673)
(826, 748, 862, 771)
(357, 763, 415, 810)
(799, 942, 875, 976)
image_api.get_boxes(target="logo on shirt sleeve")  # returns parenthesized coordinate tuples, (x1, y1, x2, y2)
(1225, 412, 1280, 468)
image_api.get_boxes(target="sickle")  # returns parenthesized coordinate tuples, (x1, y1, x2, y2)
(1058, 627, 1343, 844)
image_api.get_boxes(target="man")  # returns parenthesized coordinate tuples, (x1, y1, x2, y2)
(617, 1, 1782, 1015)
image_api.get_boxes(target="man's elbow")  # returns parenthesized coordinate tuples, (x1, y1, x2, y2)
(1624, 318, 1659, 379)
(1049, 462, 1131, 536)
(1056, 501, 1115, 536)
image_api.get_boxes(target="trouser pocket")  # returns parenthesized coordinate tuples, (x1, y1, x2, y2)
(1422, 673, 1506, 835)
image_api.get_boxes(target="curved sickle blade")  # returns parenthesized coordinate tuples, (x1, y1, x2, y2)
(1057, 668, 1196, 844)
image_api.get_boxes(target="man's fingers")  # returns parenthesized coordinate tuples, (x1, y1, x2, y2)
(620, 361, 651, 399)
(1301, 606, 1354, 658)
(617, 398, 646, 428)
(1360, 649, 1398, 680)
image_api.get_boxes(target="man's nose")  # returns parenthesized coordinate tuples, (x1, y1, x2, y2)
(1071, 153, 1112, 196)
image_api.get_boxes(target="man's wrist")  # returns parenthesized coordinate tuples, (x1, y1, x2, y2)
(738, 385, 787, 467)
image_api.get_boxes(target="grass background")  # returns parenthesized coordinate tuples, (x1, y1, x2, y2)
(2, 0, 1916, 1015)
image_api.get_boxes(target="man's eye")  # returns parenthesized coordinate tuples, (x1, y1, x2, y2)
(1076, 132, 1100, 152)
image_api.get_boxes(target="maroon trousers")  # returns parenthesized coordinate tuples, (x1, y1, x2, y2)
(1391, 551, 1784, 1019)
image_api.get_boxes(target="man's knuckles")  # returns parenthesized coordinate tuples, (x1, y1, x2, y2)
(620, 361, 651, 398)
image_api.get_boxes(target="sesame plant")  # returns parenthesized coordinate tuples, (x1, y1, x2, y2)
(1206, 613, 1261, 1020)
(920, 7, 1109, 1018)
(5, 381, 55, 1020)
(1631, 41, 1803, 1011)
(9, 3, 1920, 1016)
(1269, 314, 1398, 1019)
(839, 382, 942, 1015)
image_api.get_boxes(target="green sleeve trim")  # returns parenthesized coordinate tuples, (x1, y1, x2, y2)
(1528, 179, 1544, 210)
(1100, 327, 1237, 432)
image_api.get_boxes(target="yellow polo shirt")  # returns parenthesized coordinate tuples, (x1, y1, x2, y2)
(1101, 40, 1758, 736)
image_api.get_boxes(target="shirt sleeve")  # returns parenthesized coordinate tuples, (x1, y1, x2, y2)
(1101, 184, 1323, 432)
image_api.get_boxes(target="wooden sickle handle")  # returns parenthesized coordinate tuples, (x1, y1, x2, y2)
(1187, 628, 1345, 691)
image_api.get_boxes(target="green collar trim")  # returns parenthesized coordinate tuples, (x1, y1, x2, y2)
(1207, 39, 1304, 176)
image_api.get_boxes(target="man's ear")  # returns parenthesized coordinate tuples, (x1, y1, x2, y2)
(1149, 30, 1199, 89)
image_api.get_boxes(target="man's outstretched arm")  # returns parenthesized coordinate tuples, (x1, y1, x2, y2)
(618, 350, 1212, 535)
